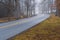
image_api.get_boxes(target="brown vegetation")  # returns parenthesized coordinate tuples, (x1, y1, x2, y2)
(8, 14, 60, 40)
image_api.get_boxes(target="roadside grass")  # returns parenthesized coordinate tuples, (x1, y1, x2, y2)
(8, 14, 60, 40)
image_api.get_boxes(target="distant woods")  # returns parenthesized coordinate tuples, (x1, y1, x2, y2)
(0, 0, 36, 19)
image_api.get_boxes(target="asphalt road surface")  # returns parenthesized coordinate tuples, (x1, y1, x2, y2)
(0, 14, 50, 40)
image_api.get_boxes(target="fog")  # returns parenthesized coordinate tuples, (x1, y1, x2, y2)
(35, 0, 43, 14)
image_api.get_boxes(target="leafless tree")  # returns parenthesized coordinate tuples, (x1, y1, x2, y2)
(55, 0, 60, 16)
(25, 0, 35, 17)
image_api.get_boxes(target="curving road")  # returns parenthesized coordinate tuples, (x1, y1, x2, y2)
(0, 14, 50, 40)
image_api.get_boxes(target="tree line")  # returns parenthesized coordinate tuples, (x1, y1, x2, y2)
(0, 0, 36, 20)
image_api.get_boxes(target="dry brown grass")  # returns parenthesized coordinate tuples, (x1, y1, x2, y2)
(8, 14, 60, 40)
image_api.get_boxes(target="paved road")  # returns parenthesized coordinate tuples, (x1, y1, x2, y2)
(0, 14, 50, 40)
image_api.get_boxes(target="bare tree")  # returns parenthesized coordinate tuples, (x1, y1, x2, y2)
(25, 0, 35, 17)
(30, 0, 35, 16)
(25, 0, 30, 17)
(55, 0, 60, 16)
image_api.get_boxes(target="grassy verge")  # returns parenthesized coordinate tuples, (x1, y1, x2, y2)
(8, 14, 60, 40)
